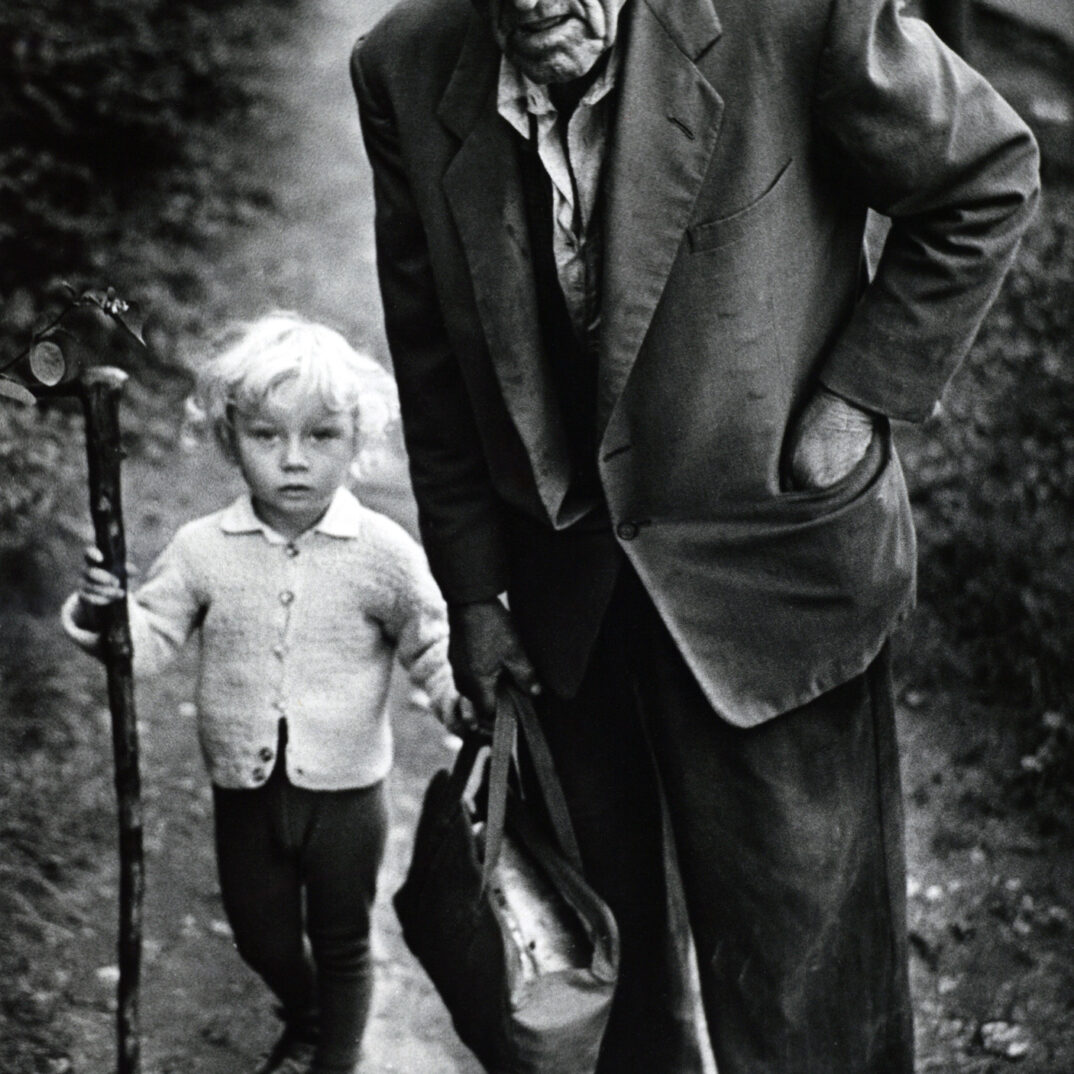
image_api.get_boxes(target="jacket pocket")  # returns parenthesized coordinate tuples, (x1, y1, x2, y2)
(630, 425, 916, 724)
(688, 158, 794, 255)
(776, 419, 886, 513)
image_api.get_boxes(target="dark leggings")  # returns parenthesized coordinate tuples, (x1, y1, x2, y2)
(213, 751, 388, 1074)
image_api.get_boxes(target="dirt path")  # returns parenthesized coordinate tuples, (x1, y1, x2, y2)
(48, 2, 1073, 1072)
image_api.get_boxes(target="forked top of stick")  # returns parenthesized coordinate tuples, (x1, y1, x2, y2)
(0, 286, 145, 404)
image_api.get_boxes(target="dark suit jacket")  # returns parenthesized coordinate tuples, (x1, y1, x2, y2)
(353, 0, 1039, 724)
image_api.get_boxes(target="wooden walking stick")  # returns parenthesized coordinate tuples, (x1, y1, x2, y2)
(1, 287, 147, 1074)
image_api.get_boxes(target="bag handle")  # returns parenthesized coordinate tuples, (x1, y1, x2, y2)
(444, 683, 586, 888)
(503, 683, 584, 872)
(476, 681, 584, 890)
(441, 701, 518, 893)
(479, 688, 517, 892)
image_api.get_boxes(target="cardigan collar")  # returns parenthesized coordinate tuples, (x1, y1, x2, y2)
(219, 486, 364, 543)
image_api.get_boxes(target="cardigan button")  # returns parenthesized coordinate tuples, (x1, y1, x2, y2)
(616, 520, 639, 542)
(259, 747, 274, 763)
(252, 767, 266, 782)
(279, 590, 294, 606)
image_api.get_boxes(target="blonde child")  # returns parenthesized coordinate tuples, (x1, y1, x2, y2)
(62, 313, 470, 1074)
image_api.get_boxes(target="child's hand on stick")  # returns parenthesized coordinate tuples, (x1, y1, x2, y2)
(73, 546, 128, 631)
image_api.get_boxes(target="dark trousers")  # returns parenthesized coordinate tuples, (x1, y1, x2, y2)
(534, 566, 914, 1074)
(212, 746, 388, 1074)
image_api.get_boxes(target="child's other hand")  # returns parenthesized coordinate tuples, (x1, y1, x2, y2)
(74, 546, 127, 630)
(442, 696, 481, 739)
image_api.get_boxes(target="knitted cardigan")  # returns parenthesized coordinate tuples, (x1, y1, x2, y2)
(63, 488, 457, 790)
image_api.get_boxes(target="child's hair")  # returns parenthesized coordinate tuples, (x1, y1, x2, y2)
(186, 312, 399, 476)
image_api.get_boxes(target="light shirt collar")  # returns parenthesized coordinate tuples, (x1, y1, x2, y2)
(496, 45, 621, 344)
(496, 45, 622, 143)
(219, 486, 364, 543)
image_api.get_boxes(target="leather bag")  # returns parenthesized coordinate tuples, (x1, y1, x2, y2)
(394, 682, 619, 1074)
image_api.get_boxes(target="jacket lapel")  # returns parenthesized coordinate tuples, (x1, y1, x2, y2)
(438, 17, 574, 523)
(598, 0, 725, 433)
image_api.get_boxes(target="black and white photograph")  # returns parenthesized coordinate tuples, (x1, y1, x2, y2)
(1, 0, 1071, 1071)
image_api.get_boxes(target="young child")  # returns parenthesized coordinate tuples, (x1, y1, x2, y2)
(62, 313, 470, 1074)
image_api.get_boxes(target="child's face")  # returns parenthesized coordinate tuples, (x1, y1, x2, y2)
(230, 379, 358, 540)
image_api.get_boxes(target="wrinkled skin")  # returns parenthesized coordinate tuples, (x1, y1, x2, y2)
(478, 0, 628, 84)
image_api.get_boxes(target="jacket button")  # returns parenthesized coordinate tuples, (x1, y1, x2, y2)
(259, 747, 274, 763)
(616, 520, 639, 541)
(279, 590, 294, 606)
(252, 767, 266, 781)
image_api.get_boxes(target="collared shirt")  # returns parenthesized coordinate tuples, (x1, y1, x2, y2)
(497, 46, 621, 340)
(63, 487, 456, 791)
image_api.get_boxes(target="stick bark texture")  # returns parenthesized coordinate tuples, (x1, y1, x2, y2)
(81, 367, 143, 1074)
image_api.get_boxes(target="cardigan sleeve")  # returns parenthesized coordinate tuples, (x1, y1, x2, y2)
(126, 532, 207, 677)
(61, 530, 206, 678)
(371, 519, 459, 722)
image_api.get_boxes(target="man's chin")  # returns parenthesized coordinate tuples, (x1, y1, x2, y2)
(506, 39, 606, 85)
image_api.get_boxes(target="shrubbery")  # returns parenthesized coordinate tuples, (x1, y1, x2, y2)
(910, 182, 1074, 803)
(0, 0, 277, 292)
(0, 0, 289, 597)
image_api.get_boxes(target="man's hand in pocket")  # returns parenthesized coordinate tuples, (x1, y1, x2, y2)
(786, 387, 877, 491)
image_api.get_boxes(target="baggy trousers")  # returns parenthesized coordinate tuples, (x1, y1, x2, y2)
(532, 564, 914, 1074)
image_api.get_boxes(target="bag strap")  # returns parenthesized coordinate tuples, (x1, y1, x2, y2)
(441, 697, 517, 893)
(473, 681, 584, 890)
(479, 690, 517, 893)
(504, 684, 584, 873)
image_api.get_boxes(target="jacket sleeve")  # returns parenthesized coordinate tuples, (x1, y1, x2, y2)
(352, 39, 509, 604)
(813, 0, 1040, 422)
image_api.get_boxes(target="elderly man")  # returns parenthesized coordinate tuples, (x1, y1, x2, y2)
(352, 0, 1038, 1070)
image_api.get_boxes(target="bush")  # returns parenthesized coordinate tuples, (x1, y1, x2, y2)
(910, 180, 1074, 801)
(0, 0, 281, 291)
(0, 0, 291, 595)
(0, 400, 81, 611)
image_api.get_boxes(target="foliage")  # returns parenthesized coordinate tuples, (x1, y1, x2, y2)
(0, 0, 283, 291)
(0, 0, 289, 581)
(0, 400, 81, 614)
(0, 403, 68, 546)
(908, 181, 1074, 803)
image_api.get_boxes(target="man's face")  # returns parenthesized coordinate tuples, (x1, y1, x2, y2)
(484, 0, 626, 84)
